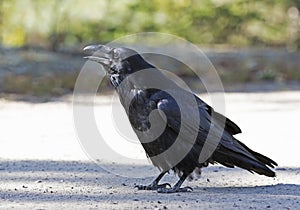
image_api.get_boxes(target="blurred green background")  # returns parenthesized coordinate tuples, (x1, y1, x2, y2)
(1, 0, 300, 98)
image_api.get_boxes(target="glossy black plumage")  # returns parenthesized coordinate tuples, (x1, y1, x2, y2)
(84, 45, 277, 193)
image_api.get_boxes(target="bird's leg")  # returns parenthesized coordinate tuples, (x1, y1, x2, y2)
(157, 172, 193, 193)
(135, 171, 171, 190)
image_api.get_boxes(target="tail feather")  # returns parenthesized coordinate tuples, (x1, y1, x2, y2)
(213, 140, 277, 177)
(236, 139, 278, 168)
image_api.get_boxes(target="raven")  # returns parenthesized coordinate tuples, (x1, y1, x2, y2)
(83, 45, 277, 193)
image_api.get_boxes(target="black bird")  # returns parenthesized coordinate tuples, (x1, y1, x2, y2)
(83, 45, 277, 193)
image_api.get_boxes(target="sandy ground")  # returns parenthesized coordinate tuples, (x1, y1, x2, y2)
(0, 91, 300, 209)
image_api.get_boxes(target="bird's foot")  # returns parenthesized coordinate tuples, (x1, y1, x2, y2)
(157, 186, 193, 193)
(135, 183, 171, 190)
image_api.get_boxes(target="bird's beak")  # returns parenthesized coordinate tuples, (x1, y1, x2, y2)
(83, 44, 114, 66)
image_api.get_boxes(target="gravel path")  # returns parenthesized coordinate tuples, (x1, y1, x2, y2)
(0, 91, 300, 209)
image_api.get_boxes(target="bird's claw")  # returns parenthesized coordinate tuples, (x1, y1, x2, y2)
(134, 183, 171, 190)
(157, 186, 193, 193)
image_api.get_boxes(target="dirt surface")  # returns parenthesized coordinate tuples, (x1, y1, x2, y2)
(1, 91, 300, 209)
(0, 160, 299, 209)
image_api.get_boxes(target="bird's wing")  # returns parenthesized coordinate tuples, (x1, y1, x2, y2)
(151, 90, 220, 148)
(151, 90, 252, 160)
(151, 90, 240, 139)
(194, 97, 263, 161)
(151, 91, 277, 175)
(195, 97, 242, 135)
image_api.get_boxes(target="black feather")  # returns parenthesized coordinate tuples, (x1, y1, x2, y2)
(84, 45, 278, 192)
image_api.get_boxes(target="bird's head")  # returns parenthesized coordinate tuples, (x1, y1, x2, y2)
(83, 45, 154, 87)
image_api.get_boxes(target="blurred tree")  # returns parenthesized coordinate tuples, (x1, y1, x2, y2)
(1, 0, 27, 46)
(0, 0, 2, 45)
(0, 0, 299, 49)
